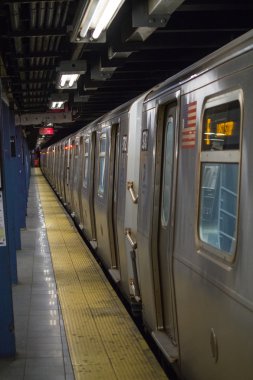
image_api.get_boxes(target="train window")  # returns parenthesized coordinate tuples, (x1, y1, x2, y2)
(98, 133, 107, 196)
(83, 138, 89, 188)
(199, 163, 239, 255)
(161, 116, 174, 227)
(199, 94, 241, 261)
(202, 100, 240, 151)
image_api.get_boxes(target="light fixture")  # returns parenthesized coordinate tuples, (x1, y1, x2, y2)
(58, 74, 79, 90)
(71, 0, 125, 42)
(56, 61, 87, 90)
(39, 127, 55, 136)
(91, 0, 124, 40)
(48, 93, 69, 110)
(60, 74, 80, 89)
(50, 101, 64, 110)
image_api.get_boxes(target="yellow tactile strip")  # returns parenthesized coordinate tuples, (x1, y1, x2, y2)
(35, 169, 167, 380)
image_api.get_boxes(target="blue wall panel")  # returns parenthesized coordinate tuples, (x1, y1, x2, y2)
(0, 99, 16, 355)
(1, 102, 18, 284)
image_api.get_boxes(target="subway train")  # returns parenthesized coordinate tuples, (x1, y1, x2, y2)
(40, 30, 253, 380)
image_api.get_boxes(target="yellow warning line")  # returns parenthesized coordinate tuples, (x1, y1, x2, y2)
(36, 169, 167, 380)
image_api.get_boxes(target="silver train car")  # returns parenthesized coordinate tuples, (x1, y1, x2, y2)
(40, 30, 253, 380)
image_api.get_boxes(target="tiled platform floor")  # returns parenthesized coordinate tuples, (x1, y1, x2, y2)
(0, 173, 74, 380)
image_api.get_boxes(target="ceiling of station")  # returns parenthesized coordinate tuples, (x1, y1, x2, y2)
(0, 0, 252, 148)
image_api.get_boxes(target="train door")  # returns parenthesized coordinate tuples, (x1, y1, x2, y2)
(94, 124, 121, 274)
(52, 147, 56, 188)
(79, 132, 97, 241)
(77, 136, 84, 224)
(152, 102, 179, 360)
(70, 137, 80, 217)
(69, 139, 75, 211)
(64, 140, 71, 207)
(55, 146, 60, 193)
(59, 144, 64, 199)
(110, 124, 120, 270)
(90, 132, 97, 240)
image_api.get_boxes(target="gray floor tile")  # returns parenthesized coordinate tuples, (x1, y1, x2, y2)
(28, 330, 61, 338)
(24, 375, 65, 380)
(29, 309, 58, 316)
(29, 323, 60, 332)
(28, 316, 60, 326)
(0, 368, 25, 380)
(30, 293, 57, 302)
(27, 336, 62, 346)
(66, 374, 75, 380)
(26, 349, 63, 358)
(0, 358, 26, 369)
(25, 357, 65, 368)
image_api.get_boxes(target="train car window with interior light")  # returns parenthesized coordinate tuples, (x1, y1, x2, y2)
(98, 133, 107, 196)
(202, 100, 240, 151)
(199, 98, 241, 261)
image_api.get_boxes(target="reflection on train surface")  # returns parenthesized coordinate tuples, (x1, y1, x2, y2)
(41, 31, 253, 380)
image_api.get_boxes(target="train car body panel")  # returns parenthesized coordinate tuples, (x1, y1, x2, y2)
(173, 66, 253, 380)
(40, 30, 253, 380)
(137, 32, 253, 378)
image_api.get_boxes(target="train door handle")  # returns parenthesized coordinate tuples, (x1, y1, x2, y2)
(125, 228, 137, 249)
(127, 181, 138, 204)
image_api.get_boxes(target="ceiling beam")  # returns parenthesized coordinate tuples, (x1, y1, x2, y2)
(2, 28, 66, 38)
(13, 52, 62, 59)
(177, 4, 253, 12)
(17, 66, 55, 72)
(12, 80, 53, 85)
(4, 0, 74, 3)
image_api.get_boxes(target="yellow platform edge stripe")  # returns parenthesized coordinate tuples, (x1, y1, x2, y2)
(35, 169, 167, 380)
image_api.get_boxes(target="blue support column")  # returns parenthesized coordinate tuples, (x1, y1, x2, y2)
(22, 137, 30, 203)
(0, 253, 16, 356)
(1, 102, 18, 284)
(9, 112, 22, 250)
(0, 99, 16, 355)
(15, 127, 27, 229)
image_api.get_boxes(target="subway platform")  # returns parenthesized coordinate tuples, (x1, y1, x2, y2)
(0, 168, 168, 380)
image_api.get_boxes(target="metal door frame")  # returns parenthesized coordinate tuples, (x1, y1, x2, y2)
(151, 92, 180, 340)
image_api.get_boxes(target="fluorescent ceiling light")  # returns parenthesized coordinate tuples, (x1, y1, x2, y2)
(49, 93, 69, 110)
(92, 0, 124, 39)
(56, 61, 86, 89)
(51, 101, 64, 109)
(80, 0, 125, 40)
(49, 99, 66, 110)
(60, 74, 80, 89)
